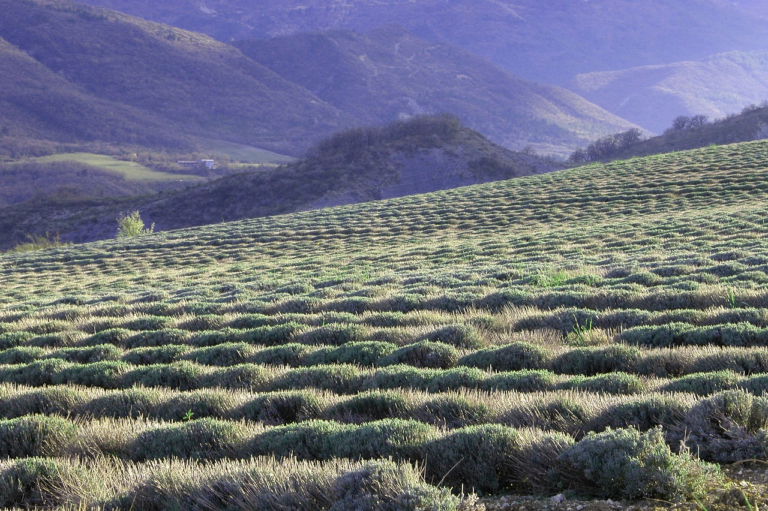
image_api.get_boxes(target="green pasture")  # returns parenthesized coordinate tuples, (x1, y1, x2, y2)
(29, 152, 201, 181)
(199, 140, 297, 164)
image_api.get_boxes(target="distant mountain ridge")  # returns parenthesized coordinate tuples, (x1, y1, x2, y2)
(74, 0, 768, 85)
(0, 0, 637, 157)
(0, 116, 562, 250)
(0, 0, 349, 155)
(568, 51, 768, 133)
(235, 26, 637, 156)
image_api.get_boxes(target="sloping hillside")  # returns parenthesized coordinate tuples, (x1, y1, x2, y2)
(569, 51, 768, 133)
(575, 104, 768, 162)
(0, 0, 349, 155)
(235, 27, 637, 156)
(0, 115, 560, 249)
(1, 135, 768, 508)
(0, 36, 188, 152)
(76, 0, 768, 85)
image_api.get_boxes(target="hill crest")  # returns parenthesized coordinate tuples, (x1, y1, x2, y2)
(0, 115, 561, 250)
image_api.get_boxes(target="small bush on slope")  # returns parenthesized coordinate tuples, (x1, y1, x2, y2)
(676, 390, 768, 463)
(555, 427, 721, 500)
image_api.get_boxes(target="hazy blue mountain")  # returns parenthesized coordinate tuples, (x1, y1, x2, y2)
(235, 26, 637, 156)
(569, 51, 768, 133)
(0, 0, 350, 155)
(75, 0, 768, 85)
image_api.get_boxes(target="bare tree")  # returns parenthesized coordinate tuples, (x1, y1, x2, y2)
(670, 115, 692, 132)
(568, 148, 589, 163)
(689, 115, 709, 128)
(617, 128, 643, 147)
(568, 128, 644, 163)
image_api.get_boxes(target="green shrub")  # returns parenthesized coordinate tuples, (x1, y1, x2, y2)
(632, 349, 690, 377)
(326, 297, 374, 314)
(621, 323, 768, 348)
(236, 391, 323, 425)
(26, 332, 84, 348)
(116, 211, 154, 238)
(227, 314, 272, 329)
(328, 460, 459, 511)
(53, 361, 130, 389)
(183, 343, 254, 366)
(0, 458, 70, 508)
(483, 370, 555, 393)
(422, 325, 485, 349)
(0, 359, 70, 386)
(428, 367, 487, 393)
(0, 347, 45, 365)
(177, 314, 226, 332)
(125, 329, 190, 348)
(378, 341, 458, 369)
(552, 345, 641, 376)
(417, 396, 491, 428)
(592, 396, 689, 432)
(205, 364, 272, 391)
(248, 344, 312, 367)
(619, 323, 698, 348)
(678, 390, 768, 463)
(559, 373, 644, 395)
(121, 316, 171, 332)
(269, 365, 363, 394)
(121, 345, 190, 365)
(123, 362, 204, 390)
(238, 323, 308, 346)
(85, 388, 164, 419)
(327, 392, 409, 422)
(0, 387, 86, 419)
(740, 374, 768, 395)
(296, 324, 368, 346)
(0, 415, 77, 458)
(334, 419, 437, 461)
(0, 331, 35, 349)
(512, 398, 589, 435)
(361, 312, 405, 328)
(249, 420, 348, 460)
(715, 323, 768, 347)
(512, 431, 575, 492)
(82, 328, 133, 347)
(459, 342, 550, 372)
(364, 366, 435, 392)
(555, 427, 720, 500)
(382, 294, 423, 313)
(661, 370, 741, 395)
(132, 418, 244, 461)
(369, 328, 418, 346)
(187, 328, 245, 347)
(275, 297, 322, 314)
(304, 341, 396, 367)
(158, 390, 237, 422)
(692, 348, 768, 375)
(47, 344, 123, 364)
(425, 424, 520, 494)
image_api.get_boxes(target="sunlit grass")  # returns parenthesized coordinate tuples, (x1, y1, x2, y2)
(27, 153, 201, 181)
